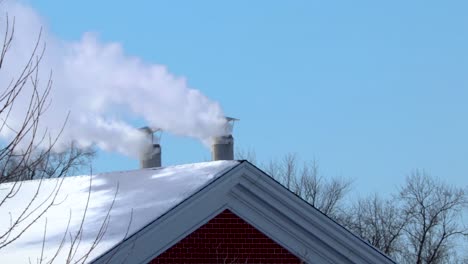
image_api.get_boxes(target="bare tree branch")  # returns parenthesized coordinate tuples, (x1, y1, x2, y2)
(0, 12, 100, 264)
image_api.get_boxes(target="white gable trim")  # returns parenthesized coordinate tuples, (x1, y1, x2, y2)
(92, 161, 394, 264)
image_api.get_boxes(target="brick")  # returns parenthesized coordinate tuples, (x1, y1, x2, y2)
(150, 209, 301, 264)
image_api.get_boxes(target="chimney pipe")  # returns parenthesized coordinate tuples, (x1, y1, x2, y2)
(140, 143, 161, 168)
(139, 127, 162, 168)
(211, 117, 238, 161)
(212, 135, 234, 160)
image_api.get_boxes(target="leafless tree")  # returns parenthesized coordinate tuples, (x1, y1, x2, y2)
(398, 170, 467, 264)
(235, 147, 257, 165)
(340, 194, 408, 259)
(292, 159, 351, 217)
(0, 14, 93, 184)
(237, 150, 352, 219)
(0, 13, 105, 263)
(340, 171, 468, 264)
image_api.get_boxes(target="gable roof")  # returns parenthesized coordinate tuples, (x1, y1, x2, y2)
(94, 161, 395, 264)
(0, 160, 239, 263)
(0, 160, 395, 264)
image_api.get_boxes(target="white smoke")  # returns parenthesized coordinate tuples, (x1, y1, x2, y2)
(0, 1, 228, 157)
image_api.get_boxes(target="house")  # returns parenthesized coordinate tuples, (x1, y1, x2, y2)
(0, 159, 394, 263)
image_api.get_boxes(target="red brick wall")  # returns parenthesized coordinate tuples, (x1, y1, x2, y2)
(150, 209, 302, 263)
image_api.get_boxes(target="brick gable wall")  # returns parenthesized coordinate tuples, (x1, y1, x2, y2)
(150, 209, 301, 263)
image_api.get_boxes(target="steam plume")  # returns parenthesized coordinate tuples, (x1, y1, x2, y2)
(0, 1, 227, 156)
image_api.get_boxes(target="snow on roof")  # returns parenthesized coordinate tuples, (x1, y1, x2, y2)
(0, 160, 239, 263)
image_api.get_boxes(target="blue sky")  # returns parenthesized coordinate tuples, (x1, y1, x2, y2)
(24, 0, 468, 196)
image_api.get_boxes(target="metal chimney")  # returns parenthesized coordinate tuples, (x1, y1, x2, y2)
(211, 117, 238, 161)
(139, 127, 162, 168)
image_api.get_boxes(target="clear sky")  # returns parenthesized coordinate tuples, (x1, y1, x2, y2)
(22, 0, 468, 196)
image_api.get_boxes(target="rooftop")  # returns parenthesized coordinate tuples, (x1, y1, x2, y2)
(0, 160, 239, 263)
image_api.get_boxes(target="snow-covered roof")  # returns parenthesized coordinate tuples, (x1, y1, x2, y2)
(0, 160, 240, 263)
